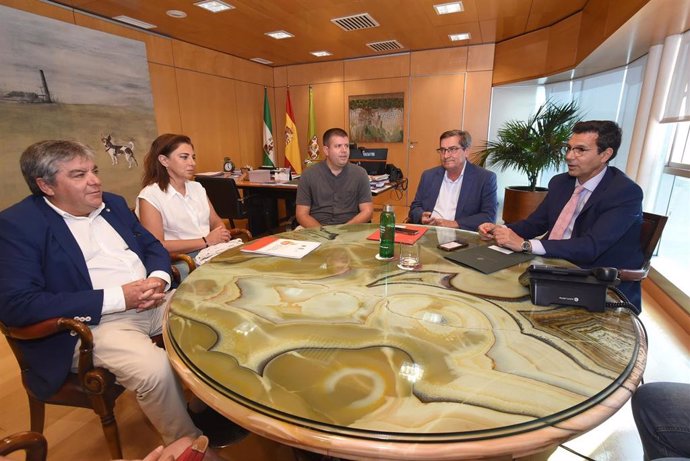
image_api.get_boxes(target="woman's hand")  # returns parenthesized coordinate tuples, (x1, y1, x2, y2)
(205, 225, 232, 246)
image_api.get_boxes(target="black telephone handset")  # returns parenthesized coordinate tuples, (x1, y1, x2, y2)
(519, 264, 625, 312)
(520, 265, 618, 284)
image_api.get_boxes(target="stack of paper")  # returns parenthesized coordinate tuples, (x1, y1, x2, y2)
(240, 236, 321, 259)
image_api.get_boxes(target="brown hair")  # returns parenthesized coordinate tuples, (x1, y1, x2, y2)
(322, 127, 349, 146)
(142, 134, 193, 191)
(439, 130, 472, 149)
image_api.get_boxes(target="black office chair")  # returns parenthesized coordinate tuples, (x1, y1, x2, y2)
(195, 176, 248, 229)
(618, 212, 668, 282)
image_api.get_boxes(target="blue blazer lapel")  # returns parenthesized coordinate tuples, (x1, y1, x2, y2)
(36, 198, 92, 286)
(579, 168, 612, 217)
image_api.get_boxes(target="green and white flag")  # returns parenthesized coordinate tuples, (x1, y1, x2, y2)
(262, 87, 276, 168)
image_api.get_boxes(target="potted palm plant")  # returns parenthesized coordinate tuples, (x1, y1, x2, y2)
(476, 100, 581, 223)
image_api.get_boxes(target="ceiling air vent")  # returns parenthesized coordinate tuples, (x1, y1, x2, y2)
(331, 13, 379, 31)
(366, 40, 404, 52)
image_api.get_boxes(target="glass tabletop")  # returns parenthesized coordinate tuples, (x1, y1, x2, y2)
(166, 224, 643, 443)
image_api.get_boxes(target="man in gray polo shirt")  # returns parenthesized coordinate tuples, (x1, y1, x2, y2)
(295, 127, 373, 227)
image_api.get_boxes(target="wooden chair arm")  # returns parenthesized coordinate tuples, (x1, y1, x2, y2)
(1, 317, 103, 394)
(172, 253, 197, 272)
(230, 227, 252, 241)
(0, 431, 47, 461)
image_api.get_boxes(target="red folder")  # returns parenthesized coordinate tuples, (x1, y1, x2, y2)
(367, 225, 427, 245)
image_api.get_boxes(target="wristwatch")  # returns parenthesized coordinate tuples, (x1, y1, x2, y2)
(521, 240, 532, 253)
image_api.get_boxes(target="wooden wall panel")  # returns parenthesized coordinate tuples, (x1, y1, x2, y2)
(411, 48, 468, 76)
(170, 40, 273, 86)
(148, 63, 182, 135)
(234, 81, 268, 169)
(273, 67, 288, 88)
(545, 14, 582, 75)
(311, 83, 347, 142)
(344, 55, 410, 81)
(493, 29, 550, 85)
(464, 70, 494, 159)
(467, 44, 495, 72)
(285, 61, 344, 86)
(175, 69, 240, 173)
(407, 74, 465, 205)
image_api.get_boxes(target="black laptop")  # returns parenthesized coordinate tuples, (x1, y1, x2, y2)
(445, 245, 534, 274)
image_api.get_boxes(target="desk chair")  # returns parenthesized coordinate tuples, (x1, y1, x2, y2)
(0, 318, 125, 459)
(195, 176, 248, 229)
(618, 212, 668, 282)
(0, 431, 47, 461)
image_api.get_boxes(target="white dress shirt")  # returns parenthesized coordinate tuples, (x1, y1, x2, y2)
(44, 198, 169, 314)
(136, 181, 211, 240)
(431, 163, 466, 221)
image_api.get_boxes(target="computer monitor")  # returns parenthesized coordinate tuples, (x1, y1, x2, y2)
(349, 147, 388, 175)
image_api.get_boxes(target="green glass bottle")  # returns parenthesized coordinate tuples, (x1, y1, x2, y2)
(379, 204, 395, 259)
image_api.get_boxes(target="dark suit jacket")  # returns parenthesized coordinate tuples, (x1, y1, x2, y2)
(409, 163, 498, 231)
(508, 167, 644, 311)
(0, 192, 170, 399)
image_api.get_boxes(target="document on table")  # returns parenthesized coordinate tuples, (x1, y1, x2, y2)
(240, 236, 321, 259)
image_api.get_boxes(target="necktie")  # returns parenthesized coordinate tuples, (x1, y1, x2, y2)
(549, 185, 584, 240)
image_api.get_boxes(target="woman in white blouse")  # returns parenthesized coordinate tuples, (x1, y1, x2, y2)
(137, 134, 234, 280)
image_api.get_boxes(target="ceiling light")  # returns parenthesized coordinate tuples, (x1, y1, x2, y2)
(310, 51, 332, 57)
(112, 15, 156, 29)
(251, 57, 273, 64)
(449, 32, 471, 41)
(434, 2, 464, 15)
(265, 30, 294, 40)
(166, 10, 187, 18)
(194, 0, 235, 13)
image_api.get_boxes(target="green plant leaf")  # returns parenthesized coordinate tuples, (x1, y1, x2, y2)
(476, 100, 581, 191)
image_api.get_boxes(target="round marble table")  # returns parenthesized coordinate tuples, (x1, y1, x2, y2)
(164, 224, 646, 460)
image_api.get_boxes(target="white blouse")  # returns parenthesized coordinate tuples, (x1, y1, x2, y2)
(137, 181, 211, 240)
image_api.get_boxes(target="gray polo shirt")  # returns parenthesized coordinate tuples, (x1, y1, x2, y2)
(296, 161, 372, 225)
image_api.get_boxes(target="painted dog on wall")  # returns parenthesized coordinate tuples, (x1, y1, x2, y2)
(101, 134, 138, 168)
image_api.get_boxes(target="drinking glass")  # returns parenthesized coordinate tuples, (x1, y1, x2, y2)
(398, 243, 420, 270)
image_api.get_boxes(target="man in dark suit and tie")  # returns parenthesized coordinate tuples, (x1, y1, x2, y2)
(478, 120, 644, 312)
(0, 140, 202, 445)
(408, 129, 498, 231)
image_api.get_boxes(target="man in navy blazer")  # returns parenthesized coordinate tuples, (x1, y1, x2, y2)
(409, 130, 497, 231)
(479, 121, 644, 312)
(0, 140, 200, 444)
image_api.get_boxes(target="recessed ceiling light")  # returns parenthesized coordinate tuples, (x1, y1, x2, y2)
(434, 2, 464, 15)
(251, 57, 273, 65)
(194, 0, 235, 13)
(310, 51, 332, 57)
(265, 30, 294, 40)
(449, 32, 471, 41)
(112, 15, 156, 29)
(166, 10, 187, 18)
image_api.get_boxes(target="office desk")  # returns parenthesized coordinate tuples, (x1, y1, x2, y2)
(232, 175, 396, 235)
(165, 224, 645, 460)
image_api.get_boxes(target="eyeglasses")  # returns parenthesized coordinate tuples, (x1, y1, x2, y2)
(436, 146, 463, 155)
(561, 145, 594, 156)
